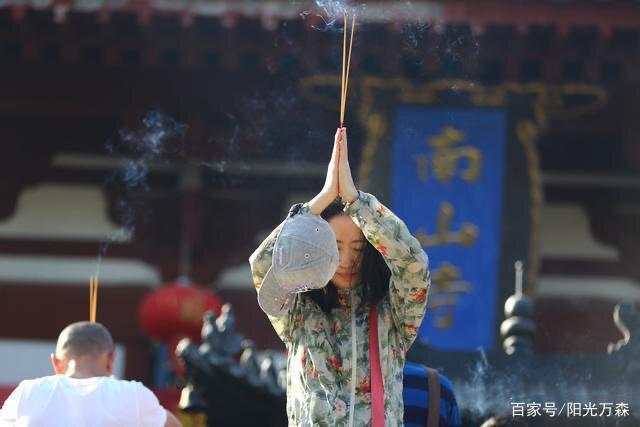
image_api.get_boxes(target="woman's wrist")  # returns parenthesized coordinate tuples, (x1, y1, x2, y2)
(342, 190, 359, 205)
(308, 191, 335, 215)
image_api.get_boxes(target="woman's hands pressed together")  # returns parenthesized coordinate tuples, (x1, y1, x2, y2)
(309, 128, 359, 215)
(336, 128, 359, 204)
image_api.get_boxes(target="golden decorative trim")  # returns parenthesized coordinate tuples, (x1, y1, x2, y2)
(299, 75, 608, 295)
(554, 83, 608, 119)
(299, 75, 342, 111)
(516, 119, 543, 294)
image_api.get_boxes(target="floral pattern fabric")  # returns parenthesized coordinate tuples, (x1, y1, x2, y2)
(249, 192, 430, 427)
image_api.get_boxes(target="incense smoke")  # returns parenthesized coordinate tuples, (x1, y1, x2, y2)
(97, 111, 188, 274)
(301, 0, 365, 32)
(301, 1, 481, 86)
(444, 349, 639, 424)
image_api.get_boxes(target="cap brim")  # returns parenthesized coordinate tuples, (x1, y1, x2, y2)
(257, 266, 293, 317)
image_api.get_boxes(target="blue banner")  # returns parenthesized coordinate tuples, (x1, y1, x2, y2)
(390, 108, 506, 351)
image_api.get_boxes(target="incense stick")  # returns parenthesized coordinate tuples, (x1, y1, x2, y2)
(340, 14, 356, 127)
(89, 276, 94, 322)
(341, 14, 347, 127)
(343, 14, 356, 126)
(89, 275, 99, 323)
(93, 275, 98, 323)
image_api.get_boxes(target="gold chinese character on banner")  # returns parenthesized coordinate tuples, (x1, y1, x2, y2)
(415, 202, 479, 248)
(416, 126, 482, 183)
(428, 262, 472, 330)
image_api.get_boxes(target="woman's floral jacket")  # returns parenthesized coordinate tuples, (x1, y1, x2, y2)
(249, 192, 430, 427)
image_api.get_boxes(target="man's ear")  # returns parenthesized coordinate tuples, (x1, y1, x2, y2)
(106, 351, 115, 375)
(51, 353, 64, 375)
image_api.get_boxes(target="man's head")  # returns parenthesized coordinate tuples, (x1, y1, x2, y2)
(50, 321, 115, 378)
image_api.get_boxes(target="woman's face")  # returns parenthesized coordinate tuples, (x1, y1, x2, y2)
(327, 214, 365, 289)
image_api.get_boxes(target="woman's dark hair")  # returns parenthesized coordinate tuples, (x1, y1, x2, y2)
(303, 199, 391, 314)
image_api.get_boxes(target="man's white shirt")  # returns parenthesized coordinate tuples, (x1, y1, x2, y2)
(0, 375, 167, 427)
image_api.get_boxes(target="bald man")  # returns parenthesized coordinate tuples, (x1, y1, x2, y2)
(0, 322, 182, 427)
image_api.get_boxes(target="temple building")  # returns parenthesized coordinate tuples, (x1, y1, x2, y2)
(1, 0, 639, 420)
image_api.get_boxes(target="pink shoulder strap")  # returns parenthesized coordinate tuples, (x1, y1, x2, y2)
(369, 305, 385, 427)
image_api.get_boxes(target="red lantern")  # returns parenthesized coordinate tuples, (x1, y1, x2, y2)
(138, 281, 223, 343)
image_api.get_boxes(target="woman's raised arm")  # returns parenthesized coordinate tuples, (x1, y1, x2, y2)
(338, 128, 430, 347)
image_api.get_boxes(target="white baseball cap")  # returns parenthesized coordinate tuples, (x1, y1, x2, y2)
(257, 212, 339, 317)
